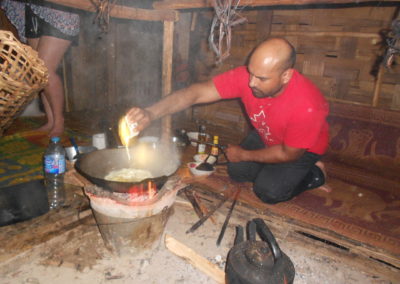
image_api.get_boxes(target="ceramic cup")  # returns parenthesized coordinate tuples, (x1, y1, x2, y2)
(92, 133, 107, 150)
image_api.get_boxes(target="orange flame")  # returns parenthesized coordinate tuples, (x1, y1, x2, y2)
(128, 181, 157, 201)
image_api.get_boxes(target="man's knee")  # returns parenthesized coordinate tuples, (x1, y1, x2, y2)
(227, 162, 256, 182)
(253, 182, 292, 204)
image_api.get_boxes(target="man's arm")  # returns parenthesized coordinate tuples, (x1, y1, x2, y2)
(126, 80, 221, 132)
(147, 80, 220, 120)
(226, 144, 305, 163)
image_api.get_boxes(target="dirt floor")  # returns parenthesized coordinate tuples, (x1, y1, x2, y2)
(0, 191, 393, 284)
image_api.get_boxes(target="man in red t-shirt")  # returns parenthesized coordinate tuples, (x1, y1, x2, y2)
(125, 37, 329, 204)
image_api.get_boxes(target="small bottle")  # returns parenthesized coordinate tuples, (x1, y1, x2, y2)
(197, 125, 207, 154)
(44, 137, 66, 210)
(210, 135, 219, 164)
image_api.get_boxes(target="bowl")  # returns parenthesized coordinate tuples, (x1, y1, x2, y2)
(65, 145, 97, 162)
(187, 132, 211, 146)
(193, 154, 217, 164)
(187, 162, 215, 176)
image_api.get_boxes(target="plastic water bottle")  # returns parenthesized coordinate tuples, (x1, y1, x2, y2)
(44, 136, 66, 209)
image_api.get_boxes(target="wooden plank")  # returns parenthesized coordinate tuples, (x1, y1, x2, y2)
(161, 21, 174, 142)
(165, 234, 225, 284)
(271, 30, 380, 38)
(45, 0, 178, 22)
(153, 0, 396, 10)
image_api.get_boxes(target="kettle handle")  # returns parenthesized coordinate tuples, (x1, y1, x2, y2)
(253, 218, 283, 261)
(234, 225, 244, 245)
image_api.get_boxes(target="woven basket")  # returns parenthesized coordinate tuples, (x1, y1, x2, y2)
(0, 31, 48, 136)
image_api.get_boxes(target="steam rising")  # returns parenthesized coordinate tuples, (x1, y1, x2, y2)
(126, 140, 181, 177)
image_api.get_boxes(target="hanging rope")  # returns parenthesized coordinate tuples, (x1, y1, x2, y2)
(208, 0, 247, 65)
(383, 19, 400, 68)
(90, 0, 118, 32)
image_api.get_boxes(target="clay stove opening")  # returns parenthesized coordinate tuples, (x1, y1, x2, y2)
(85, 176, 184, 256)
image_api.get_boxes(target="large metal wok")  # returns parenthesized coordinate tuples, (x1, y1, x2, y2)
(75, 146, 180, 193)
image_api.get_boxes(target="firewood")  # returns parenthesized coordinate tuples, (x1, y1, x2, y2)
(165, 234, 225, 284)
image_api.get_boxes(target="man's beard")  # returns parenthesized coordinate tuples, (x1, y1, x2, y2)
(251, 84, 284, 98)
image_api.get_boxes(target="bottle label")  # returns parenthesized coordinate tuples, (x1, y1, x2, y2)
(211, 147, 218, 156)
(44, 154, 66, 174)
(197, 144, 206, 154)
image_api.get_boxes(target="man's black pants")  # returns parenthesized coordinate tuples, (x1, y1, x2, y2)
(227, 131, 325, 204)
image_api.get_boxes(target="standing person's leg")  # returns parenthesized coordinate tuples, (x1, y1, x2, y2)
(35, 35, 71, 137)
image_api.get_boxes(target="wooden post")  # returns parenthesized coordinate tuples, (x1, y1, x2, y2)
(161, 20, 174, 142)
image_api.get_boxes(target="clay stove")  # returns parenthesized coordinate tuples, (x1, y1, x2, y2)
(85, 176, 185, 256)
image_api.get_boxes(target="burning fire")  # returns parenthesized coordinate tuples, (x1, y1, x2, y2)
(127, 181, 157, 202)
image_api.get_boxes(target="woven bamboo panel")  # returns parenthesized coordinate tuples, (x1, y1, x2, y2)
(0, 31, 48, 136)
(190, 6, 398, 111)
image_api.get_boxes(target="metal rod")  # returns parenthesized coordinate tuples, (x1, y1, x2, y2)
(216, 187, 241, 246)
(184, 188, 205, 220)
(186, 192, 231, 234)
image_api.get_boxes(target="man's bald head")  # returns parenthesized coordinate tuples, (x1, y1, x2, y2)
(247, 38, 296, 98)
(250, 38, 296, 72)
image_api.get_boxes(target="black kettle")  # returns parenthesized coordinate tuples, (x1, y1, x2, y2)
(226, 218, 295, 284)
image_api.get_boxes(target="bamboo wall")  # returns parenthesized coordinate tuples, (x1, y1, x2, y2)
(186, 4, 399, 138)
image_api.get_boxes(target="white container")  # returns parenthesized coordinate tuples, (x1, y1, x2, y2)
(193, 154, 217, 164)
(187, 132, 210, 147)
(187, 162, 215, 176)
(92, 133, 107, 150)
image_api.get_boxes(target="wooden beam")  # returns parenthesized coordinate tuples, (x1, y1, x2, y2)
(45, 0, 179, 22)
(271, 31, 381, 38)
(153, 0, 399, 10)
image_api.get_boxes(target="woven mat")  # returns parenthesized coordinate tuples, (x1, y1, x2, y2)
(0, 118, 90, 188)
(191, 165, 400, 258)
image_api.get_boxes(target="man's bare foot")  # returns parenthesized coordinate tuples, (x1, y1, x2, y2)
(315, 161, 332, 193)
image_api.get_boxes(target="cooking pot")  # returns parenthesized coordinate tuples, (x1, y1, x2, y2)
(75, 146, 180, 193)
(226, 218, 295, 284)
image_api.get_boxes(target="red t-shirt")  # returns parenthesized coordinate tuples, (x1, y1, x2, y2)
(213, 66, 329, 155)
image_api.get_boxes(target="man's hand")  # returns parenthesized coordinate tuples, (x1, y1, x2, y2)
(225, 144, 245, 163)
(125, 107, 152, 133)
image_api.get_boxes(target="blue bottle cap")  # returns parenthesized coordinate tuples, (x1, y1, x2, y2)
(51, 137, 60, 143)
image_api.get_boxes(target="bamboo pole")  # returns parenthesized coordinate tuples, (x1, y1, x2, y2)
(161, 21, 174, 142)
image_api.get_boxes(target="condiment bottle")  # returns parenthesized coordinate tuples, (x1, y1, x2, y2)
(197, 125, 207, 154)
(210, 135, 219, 164)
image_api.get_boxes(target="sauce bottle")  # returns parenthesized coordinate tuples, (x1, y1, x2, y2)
(210, 135, 219, 164)
(197, 125, 207, 154)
